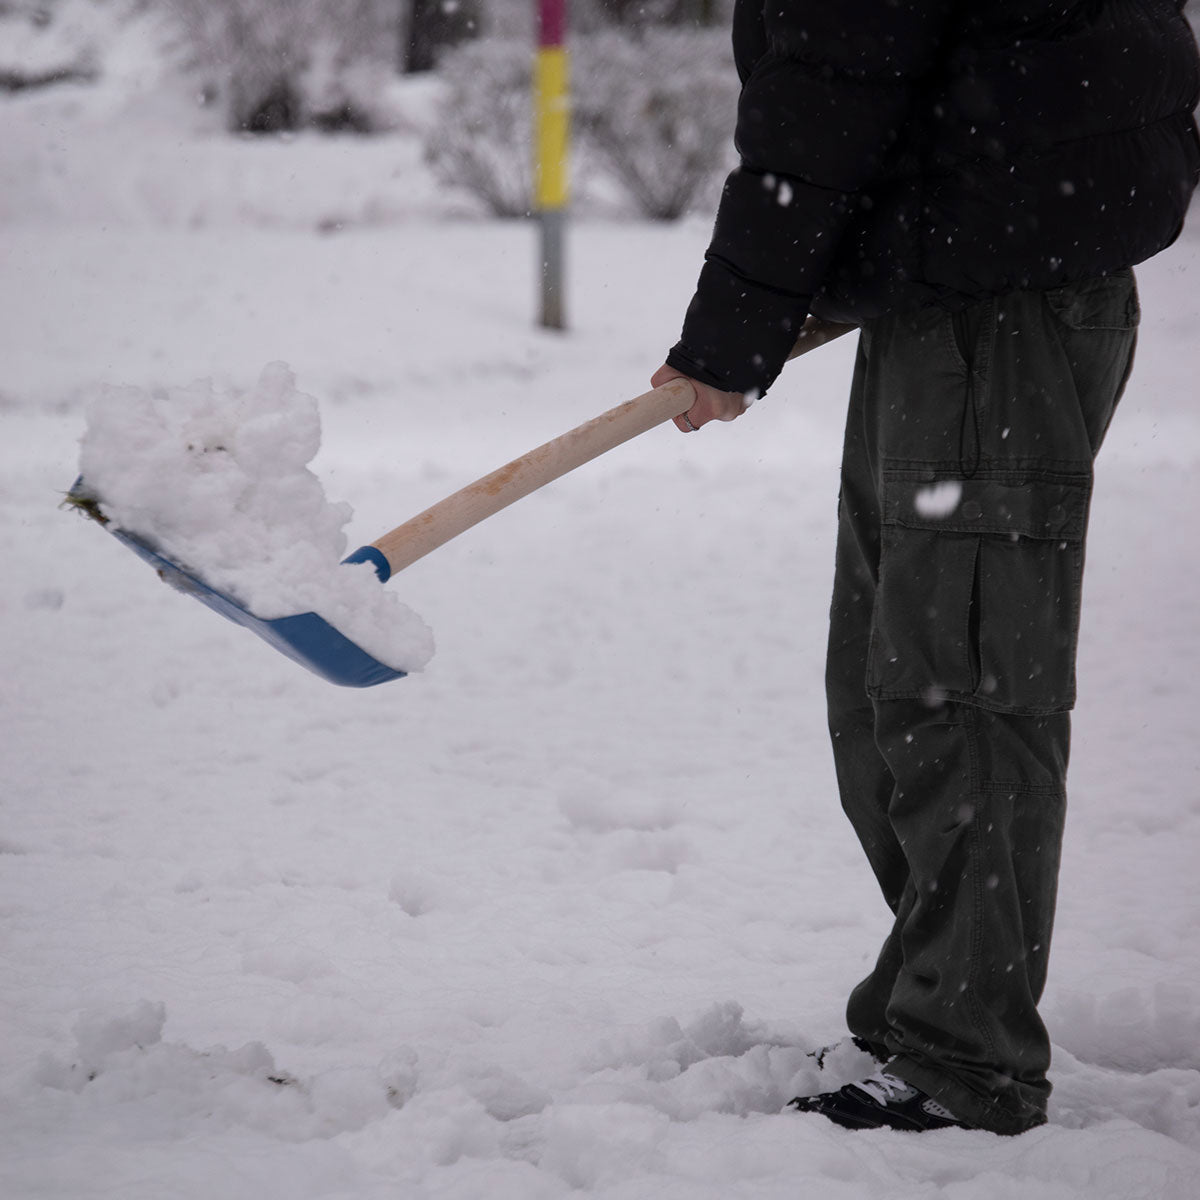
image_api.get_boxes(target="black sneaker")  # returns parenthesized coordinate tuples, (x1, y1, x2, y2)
(789, 1068, 968, 1132)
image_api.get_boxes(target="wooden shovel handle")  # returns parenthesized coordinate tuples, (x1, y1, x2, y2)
(370, 376, 694, 575)
(787, 316, 857, 358)
(369, 317, 856, 576)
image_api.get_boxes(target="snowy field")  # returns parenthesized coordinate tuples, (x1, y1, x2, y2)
(2, 86, 1200, 1200)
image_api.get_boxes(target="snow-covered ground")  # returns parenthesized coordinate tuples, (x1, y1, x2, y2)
(2, 82, 1199, 1200)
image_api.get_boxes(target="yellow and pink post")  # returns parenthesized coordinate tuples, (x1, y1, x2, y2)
(534, 0, 569, 329)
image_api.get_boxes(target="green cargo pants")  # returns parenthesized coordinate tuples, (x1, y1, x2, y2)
(825, 271, 1139, 1134)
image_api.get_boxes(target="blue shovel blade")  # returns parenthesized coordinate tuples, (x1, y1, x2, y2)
(106, 525, 405, 688)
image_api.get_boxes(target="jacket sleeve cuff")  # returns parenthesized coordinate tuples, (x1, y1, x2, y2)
(669, 256, 808, 396)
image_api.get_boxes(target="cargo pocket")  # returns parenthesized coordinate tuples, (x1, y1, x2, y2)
(1044, 270, 1139, 333)
(866, 472, 1092, 715)
(1043, 271, 1140, 455)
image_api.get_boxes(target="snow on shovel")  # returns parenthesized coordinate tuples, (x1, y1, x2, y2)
(66, 322, 852, 688)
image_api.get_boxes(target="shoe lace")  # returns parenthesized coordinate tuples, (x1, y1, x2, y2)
(854, 1070, 918, 1106)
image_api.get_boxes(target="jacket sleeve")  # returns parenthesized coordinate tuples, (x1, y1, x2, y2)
(667, 0, 957, 395)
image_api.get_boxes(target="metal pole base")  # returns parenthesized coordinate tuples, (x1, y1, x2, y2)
(539, 209, 566, 331)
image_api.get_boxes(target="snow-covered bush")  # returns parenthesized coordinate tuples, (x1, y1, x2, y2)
(166, 0, 401, 134)
(0, 0, 163, 92)
(478, 0, 726, 40)
(426, 27, 737, 221)
(574, 27, 737, 220)
(424, 37, 532, 218)
(0, 1, 91, 90)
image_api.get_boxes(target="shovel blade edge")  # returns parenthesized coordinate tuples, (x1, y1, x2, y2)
(109, 526, 405, 688)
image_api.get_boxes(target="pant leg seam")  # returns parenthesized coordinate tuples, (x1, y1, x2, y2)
(964, 709, 1000, 1063)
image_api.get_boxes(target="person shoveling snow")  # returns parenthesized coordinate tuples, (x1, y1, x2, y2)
(65, 327, 851, 687)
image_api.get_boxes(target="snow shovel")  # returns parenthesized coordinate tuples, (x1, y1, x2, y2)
(67, 318, 854, 688)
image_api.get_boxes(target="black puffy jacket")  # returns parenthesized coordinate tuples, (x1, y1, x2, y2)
(667, 0, 1200, 396)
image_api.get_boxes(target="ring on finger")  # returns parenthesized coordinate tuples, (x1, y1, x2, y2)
(681, 412, 698, 432)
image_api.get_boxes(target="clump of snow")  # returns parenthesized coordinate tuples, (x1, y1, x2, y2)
(914, 478, 963, 519)
(34, 999, 168, 1092)
(33, 999, 391, 1140)
(76, 362, 433, 672)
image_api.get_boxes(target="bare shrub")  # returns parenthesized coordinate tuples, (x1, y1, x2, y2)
(424, 38, 532, 218)
(573, 27, 737, 220)
(425, 27, 737, 221)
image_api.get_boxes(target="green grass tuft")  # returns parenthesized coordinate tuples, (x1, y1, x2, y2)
(61, 485, 110, 527)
